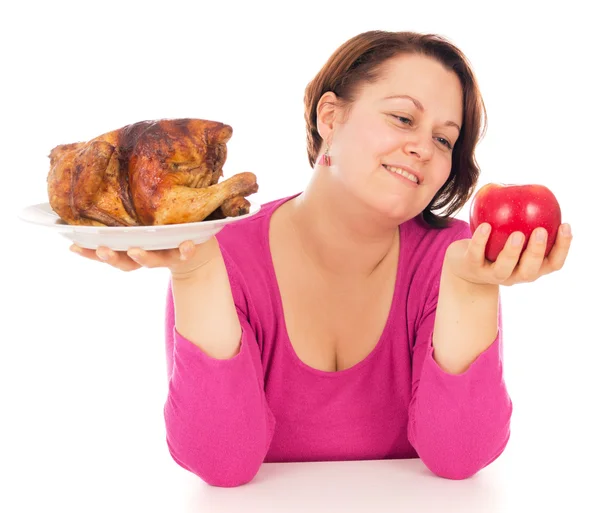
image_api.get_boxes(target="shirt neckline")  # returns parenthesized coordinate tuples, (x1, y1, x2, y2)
(260, 193, 406, 378)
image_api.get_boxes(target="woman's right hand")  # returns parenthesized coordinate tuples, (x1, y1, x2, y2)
(69, 237, 219, 278)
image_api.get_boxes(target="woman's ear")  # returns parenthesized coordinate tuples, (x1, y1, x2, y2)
(316, 91, 338, 142)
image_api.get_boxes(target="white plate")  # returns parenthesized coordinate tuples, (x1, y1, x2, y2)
(18, 201, 261, 251)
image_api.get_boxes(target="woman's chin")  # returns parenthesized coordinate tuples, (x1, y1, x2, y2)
(366, 198, 420, 226)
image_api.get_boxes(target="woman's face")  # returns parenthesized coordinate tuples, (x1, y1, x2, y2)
(320, 53, 464, 222)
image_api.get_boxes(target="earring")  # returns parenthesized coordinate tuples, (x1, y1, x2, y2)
(317, 143, 331, 166)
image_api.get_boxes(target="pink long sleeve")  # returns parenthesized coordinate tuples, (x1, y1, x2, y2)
(407, 247, 512, 480)
(163, 281, 276, 487)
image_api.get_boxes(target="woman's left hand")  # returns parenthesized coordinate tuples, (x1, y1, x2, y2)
(444, 223, 573, 287)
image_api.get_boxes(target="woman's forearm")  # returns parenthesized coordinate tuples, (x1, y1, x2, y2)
(171, 237, 242, 360)
(432, 261, 500, 374)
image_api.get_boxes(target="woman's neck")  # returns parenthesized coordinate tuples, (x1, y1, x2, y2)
(287, 170, 399, 278)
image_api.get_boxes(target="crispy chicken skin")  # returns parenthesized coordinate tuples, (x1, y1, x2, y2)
(47, 118, 258, 226)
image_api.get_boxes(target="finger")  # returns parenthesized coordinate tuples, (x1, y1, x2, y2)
(126, 244, 187, 268)
(513, 228, 547, 282)
(466, 223, 491, 267)
(491, 231, 525, 282)
(95, 246, 141, 272)
(126, 247, 166, 268)
(178, 240, 198, 261)
(540, 223, 573, 275)
(70, 244, 103, 262)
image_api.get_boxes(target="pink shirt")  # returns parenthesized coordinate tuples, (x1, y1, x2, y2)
(163, 195, 512, 487)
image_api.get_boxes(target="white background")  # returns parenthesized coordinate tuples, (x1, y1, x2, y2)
(1, 0, 598, 511)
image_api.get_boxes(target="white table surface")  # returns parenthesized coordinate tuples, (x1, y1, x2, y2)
(7, 447, 587, 513)
(174, 455, 594, 513)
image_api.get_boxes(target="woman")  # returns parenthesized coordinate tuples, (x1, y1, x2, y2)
(71, 30, 572, 487)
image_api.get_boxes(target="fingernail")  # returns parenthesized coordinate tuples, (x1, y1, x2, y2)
(536, 229, 546, 242)
(561, 224, 571, 237)
(512, 233, 523, 246)
(70, 245, 81, 254)
(180, 243, 193, 260)
(480, 224, 490, 235)
(128, 249, 144, 262)
(97, 249, 111, 261)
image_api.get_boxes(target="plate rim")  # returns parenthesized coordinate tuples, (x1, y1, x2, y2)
(18, 200, 262, 232)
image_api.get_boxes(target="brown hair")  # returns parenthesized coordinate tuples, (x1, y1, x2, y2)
(304, 30, 487, 228)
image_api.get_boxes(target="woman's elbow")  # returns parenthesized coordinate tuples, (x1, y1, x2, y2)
(421, 436, 510, 481)
(424, 459, 481, 480)
(200, 466, 261, 488)
(166, 439, 263, 488)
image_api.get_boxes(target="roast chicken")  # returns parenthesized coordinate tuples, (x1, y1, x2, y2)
(46, 118, 258, 226)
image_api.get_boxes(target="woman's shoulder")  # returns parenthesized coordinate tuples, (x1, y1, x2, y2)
(400, 215, 472, 285)
(215, 194, 295, 251)
(213, 194, 297, 283)
(403, 214, 472, 249)
(212, 194, 299, 317)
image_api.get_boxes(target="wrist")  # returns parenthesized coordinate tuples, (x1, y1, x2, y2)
(170, 237, 221, 282)
(441, 259, 499, 295)
(170, 261, 213, 282)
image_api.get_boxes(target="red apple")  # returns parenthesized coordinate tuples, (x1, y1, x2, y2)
(469, 183, 562, 262)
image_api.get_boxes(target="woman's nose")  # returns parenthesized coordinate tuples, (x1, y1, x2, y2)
(405, 134, 433, 161)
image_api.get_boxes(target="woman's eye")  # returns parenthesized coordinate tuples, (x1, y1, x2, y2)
(390, 114, 453, 150)
(395, 116, 412, 125)
(436, 137, 453, 149)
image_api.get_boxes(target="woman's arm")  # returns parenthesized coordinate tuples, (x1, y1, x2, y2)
(164, 239, 276, 487)
(170, 236, 243, 360)
(432, 264, 500, 374)
(407, 227, 512, 480)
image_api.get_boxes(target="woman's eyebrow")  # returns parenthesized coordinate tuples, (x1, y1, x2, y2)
(383, 94, 461, 132)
